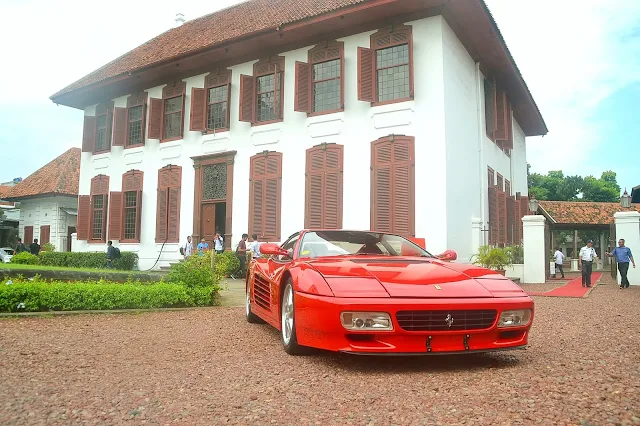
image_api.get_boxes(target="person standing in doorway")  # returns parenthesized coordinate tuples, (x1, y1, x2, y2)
(606, 239, 635, 289)
(30, 238, 41, 256)
(578, 240, 598, 288)
(213, 233, 224, 254)
(553, 247, 565, 279)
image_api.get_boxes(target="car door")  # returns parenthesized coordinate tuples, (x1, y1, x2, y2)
(265, 233, 300, 321)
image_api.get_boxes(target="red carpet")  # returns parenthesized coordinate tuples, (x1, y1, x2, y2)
(527, 272, 603, 298)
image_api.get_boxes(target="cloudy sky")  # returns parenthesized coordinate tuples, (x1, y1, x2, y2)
(1, 0, 639, 191)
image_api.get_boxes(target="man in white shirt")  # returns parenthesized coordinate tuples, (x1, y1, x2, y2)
(553, 247, 565, 279)
(578, 240, 598, 288)
(248, 233, 262, 259)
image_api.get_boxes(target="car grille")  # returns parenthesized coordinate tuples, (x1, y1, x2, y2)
(395, 310, 497, 331)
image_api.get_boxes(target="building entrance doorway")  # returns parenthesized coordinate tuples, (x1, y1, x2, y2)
(192, 151, 236, 250)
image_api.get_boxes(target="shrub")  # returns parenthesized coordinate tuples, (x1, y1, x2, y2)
(213, 251, 241, 277)
(41, 242, 56, 252)
(164, 251, 221, 290)
(10, 252, 39, 265)
(37, 251, 138, 270)
(471, 245, 512, 270)
(0, 276, 218, 312)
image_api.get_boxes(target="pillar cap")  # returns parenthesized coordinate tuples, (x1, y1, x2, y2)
(522, 215, 545, 223)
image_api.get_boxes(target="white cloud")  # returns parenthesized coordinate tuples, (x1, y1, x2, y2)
(485, 0, 640, 177)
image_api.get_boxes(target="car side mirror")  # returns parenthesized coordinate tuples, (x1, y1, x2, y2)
(436, 249, 457, 262)
(260, 243, 290, 257)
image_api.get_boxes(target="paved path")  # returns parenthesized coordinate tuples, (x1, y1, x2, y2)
(218, 277, 245, 307)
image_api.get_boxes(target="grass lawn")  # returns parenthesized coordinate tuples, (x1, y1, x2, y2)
(0, 263, 163, 275)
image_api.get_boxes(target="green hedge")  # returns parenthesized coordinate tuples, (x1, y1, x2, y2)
(0, 278, 218, 312)
(213, 251, 241, 277)
(164, 251, 221, 289)
(37, 251, 138, 270)
(9, 252, 39, 265)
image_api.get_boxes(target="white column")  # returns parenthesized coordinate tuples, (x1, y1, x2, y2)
(522, 215, 546, 284)
(471, 217, 483, 257)
(70, 233, 79, 252)
(614, 211, 640, 286)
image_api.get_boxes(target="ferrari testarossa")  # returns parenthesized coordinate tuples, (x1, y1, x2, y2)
(245, 230, 534, 355)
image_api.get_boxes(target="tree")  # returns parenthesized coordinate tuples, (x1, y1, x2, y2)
(526, 165, 621, 202)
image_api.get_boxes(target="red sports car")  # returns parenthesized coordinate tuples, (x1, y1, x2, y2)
(245, 230, 534, 356)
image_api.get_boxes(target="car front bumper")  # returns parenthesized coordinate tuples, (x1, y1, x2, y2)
(294, 292, 534, 355)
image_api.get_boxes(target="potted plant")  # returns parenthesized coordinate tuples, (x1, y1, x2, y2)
(471, 245, 512, 275)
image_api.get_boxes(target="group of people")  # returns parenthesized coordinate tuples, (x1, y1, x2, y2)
(553, 238, 635, 289)
(14, 237, 41, 255)
(181, 232, 263, 278)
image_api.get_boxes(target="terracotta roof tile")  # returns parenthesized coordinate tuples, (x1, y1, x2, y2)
(5, 148, 81, 200)
(51, 0, 365, 97)
(539, 201, 640, 226)
(0, 186, 12, 199)
(0, 201, 15, 207)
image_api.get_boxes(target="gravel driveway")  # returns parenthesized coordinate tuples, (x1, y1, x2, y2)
(1, 275, 639, 425)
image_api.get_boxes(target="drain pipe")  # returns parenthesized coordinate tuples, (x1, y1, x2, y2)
(475, 61, 486, 245)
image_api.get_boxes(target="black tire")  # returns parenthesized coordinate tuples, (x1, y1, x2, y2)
(281, 278, 305, 355)
(245, 281, 264, 324)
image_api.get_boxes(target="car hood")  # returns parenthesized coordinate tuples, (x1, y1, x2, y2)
(306, 257, 523, 298)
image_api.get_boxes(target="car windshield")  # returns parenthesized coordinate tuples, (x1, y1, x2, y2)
(298, 231, 434, 259)
(2, 248, 14, 255)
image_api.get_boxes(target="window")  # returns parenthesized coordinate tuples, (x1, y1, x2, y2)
(305, 143, 343, 229)
(371, 135, 415, 237)
(239, 56, 285, 125)
(112, 93, 147, 148)
(505, 180, 511, 196)
(357, 25, 414, 105)
(106, 171, 144, 242)
(485, 76, 514, 152)
(77, 175, 109, 243)
(497, 174, 504, 192)
(273, 233, 299, 261)
(249, 151, 282, 241)
(488, 167, 495, 188)
(189, 70, 232, 134)
(82, 102, 114, 154)
(294, 41, 344, 115)
(155, 165, 182, 243)
(147, 82, 186, 142)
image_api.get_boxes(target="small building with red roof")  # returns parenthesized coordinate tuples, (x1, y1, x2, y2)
(5, 148, 81, 252)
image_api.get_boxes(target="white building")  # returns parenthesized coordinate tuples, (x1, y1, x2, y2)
(50, 0, 547, 270)
(5, 148, 80, 252)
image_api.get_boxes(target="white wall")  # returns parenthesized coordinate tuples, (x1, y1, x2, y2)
(18, 196, 77, 252)
(75, 15, 529, 270)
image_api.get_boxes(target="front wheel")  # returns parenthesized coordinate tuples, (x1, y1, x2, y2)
(281, 279, 304, 355)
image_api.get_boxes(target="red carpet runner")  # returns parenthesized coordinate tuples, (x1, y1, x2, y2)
(527, 272, 603, 298)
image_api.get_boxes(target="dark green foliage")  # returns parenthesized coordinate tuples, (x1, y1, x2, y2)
(527, 164, 622, 202)
(37, 251, 138, 270)
(10, 252, 39, 265)
(213, 251, 241, 277)
(163, 251, 221, 290)
(0, 276, 218, 312)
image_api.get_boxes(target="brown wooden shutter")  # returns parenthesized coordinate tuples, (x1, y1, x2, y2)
(488, 186, 498, 245)
(357, 47, 374, 102)
(167, 187, 181, 242)
(495, 89, 509, 141)
(249, 153, 282, 241)
(39, 225, 50, 245)
(503, 99, 514, 149)
(24, 226, 34, 245)
(371, 136, 415, 237)
(82, 116, 96, 152)
(156, 187, 168, 243)
(506, 195, 515, 245)
(108, 191, 123, 240)
(484, 77, 497, 139)
(136, 190, 143, 241)
(189, 87, 206, 131)
(112, 107, 127, 146)
(148, 98, 163, 139)
(294, 61, 311, 113)
(305, 144, 344, 229)
(248, 157, 264, 239)
(77, 195, 91, 240)
(239, 74, 255, 123)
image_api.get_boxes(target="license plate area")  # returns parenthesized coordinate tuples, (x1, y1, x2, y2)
(426, 333, 471, 352)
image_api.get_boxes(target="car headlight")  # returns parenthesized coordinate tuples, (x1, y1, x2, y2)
(340, 312, 393, 331)
(498, 309, 532, 328)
